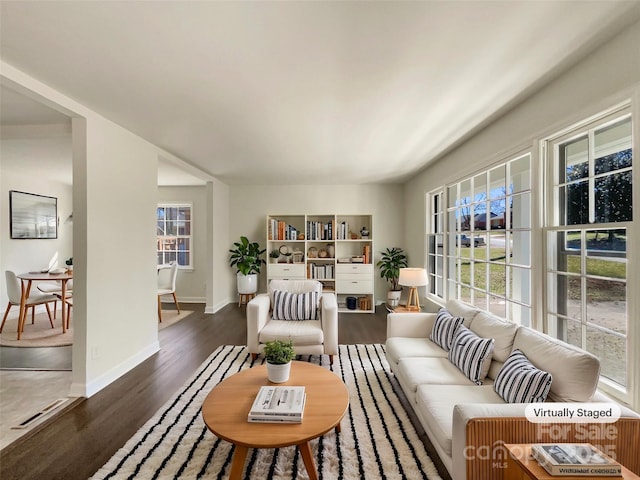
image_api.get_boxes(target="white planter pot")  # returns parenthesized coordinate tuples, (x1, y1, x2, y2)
(267, 361, 291, 383)
(387, 290, 402, 308)
(237, 273, 258, 294)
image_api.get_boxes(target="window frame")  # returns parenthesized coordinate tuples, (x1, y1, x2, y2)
(543, 105, 633, 398)
(443, 153, 533, 325)
(157, 202, 193, 270)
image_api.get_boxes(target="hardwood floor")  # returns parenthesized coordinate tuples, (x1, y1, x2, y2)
(0, 303, 450, 480)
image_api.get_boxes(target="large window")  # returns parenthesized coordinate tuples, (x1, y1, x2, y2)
(426, 189, 444, 298)
(157, 204, 192, 268)
(446, 154, 532, 325)
(546, 111, 632, 388)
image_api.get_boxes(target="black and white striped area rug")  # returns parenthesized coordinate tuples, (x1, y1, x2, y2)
(92, 344, 442, 480)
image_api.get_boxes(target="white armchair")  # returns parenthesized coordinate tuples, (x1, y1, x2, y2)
(247, 280, 338, 364)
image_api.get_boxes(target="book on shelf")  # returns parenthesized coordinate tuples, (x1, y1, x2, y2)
(531, 443, 622, 476)
(247, 386, 306, 423)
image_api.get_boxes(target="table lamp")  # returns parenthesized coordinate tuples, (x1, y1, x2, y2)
(398, 268, 429, 311)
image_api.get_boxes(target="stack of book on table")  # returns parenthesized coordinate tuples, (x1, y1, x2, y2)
(531, 443, 622, 477)
(248, 386, 306, 423)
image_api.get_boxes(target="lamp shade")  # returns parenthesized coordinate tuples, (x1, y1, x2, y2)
(398, 268, 428, 287)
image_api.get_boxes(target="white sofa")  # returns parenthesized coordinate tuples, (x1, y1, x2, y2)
(247, 280, 338, 363)
(386, 299, 640, 480)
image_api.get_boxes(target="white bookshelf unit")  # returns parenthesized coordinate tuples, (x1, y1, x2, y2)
(266, 214, 374, 313)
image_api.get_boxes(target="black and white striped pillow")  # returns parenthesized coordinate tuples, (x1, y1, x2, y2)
(272, 290, 319, 321)
(430, 308, 464, 351)
(494, 349, 553, 403)
(448, 325, 494, 385)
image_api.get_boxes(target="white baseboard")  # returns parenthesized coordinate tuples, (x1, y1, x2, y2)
(160, 296, 206, 304)
(205, 299, 231, 314)
(68, 340, 160, 398)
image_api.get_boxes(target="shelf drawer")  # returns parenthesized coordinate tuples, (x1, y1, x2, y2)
(268, 264, 306, 279)
(335, 263, 373, 275)
(336, 279, 373, 294)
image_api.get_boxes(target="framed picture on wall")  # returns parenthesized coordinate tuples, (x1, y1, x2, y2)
(9, 190, 58, 239)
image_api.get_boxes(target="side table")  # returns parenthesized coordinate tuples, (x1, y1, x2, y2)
(504, 444, 640, 480)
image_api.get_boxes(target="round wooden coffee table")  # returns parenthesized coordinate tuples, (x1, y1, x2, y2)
(202, 361, 349, 480)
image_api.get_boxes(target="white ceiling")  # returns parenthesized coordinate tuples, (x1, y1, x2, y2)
(2, 1, 640, 186)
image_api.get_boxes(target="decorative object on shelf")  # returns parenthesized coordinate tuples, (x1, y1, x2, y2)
(351, 256, 364, 263)
(229, 236, 266, 296)
(264, 339, 295, 383)
(269, 249, 280, 263)
(360, 226, 369, 238)
(376, 247, 408, 308)
(349, 231, 358, 240)
(327, 244, 335, 258)
(346, 296, 357, 310)
(292, 250, 304, 263)
(318, 248, 327, 258)
(297, 233, 305, 240)
(398, 268, 428, 311)
(308, 246, 318, 258)
(337, 257, 351, 263)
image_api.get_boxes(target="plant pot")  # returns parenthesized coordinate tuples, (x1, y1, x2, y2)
(237, 272, 258, 294)
(387, 290, 402, 308)
(267, 361, 291, 383)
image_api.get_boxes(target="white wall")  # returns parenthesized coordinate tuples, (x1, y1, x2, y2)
(228, 184, 405, 304)
(206, 178, 231, 313)
(158, 185, 207, 303)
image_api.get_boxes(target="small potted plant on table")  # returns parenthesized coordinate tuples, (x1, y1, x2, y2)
(264, 339, 295, 383)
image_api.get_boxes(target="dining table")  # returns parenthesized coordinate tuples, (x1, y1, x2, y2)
(17, 271, 73, 340)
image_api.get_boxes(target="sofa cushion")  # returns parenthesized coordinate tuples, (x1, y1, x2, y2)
(385, 337, 447, 369)
(395, 357, 474, 396)
(416, 385, 504, 457)
(446, 299, 480, 327)
(494, 349, 552, 403)
(259, 319, 324, 346)
(430, 308, 464, 351)
(512, 327, 600, 402)
(272, 290, 319, 320)
(448, 325, 494, 385)
(469, 311, 519, 362)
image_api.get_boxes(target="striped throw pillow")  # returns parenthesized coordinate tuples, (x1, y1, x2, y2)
(448, 325, 495, 385)
(430, 308, 464, 351)
(272, 290, 319, 321)
(494, 349, 553, 403)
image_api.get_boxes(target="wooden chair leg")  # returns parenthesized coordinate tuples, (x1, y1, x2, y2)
(66, 302, 72, 328)
(251, 353, 258, 360)
(45, 303, 54, 328)
(329, 354, 334, 365)
(172, 292, 180, 313)
(53, 300, 58, 319)
(0, 303, 12, 333)
(157, 295, 162, 322)
(31, 306, 36, 324)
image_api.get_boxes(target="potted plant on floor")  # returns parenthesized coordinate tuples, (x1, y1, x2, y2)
(264, 339, 295, 383)
(229, 236, 266, 295)
(376, 247, 408, 308)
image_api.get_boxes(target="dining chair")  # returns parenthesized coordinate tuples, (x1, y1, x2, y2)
(37, 280, 73, 319)
(157, 262, 180, 322)
(0, 271, 59, 334)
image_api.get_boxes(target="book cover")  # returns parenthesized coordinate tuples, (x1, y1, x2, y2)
(248, 386, 306, 422)
(531, 444, 622, 476)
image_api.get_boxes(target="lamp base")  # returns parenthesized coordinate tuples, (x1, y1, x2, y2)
(406, 287, 421, 311)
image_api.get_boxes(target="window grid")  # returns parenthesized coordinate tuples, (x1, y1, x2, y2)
(546, 111, 632, 388)
(445, 154, 532, 324)
(426, 190, 444, 298)
(157, 204, 193, 268)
